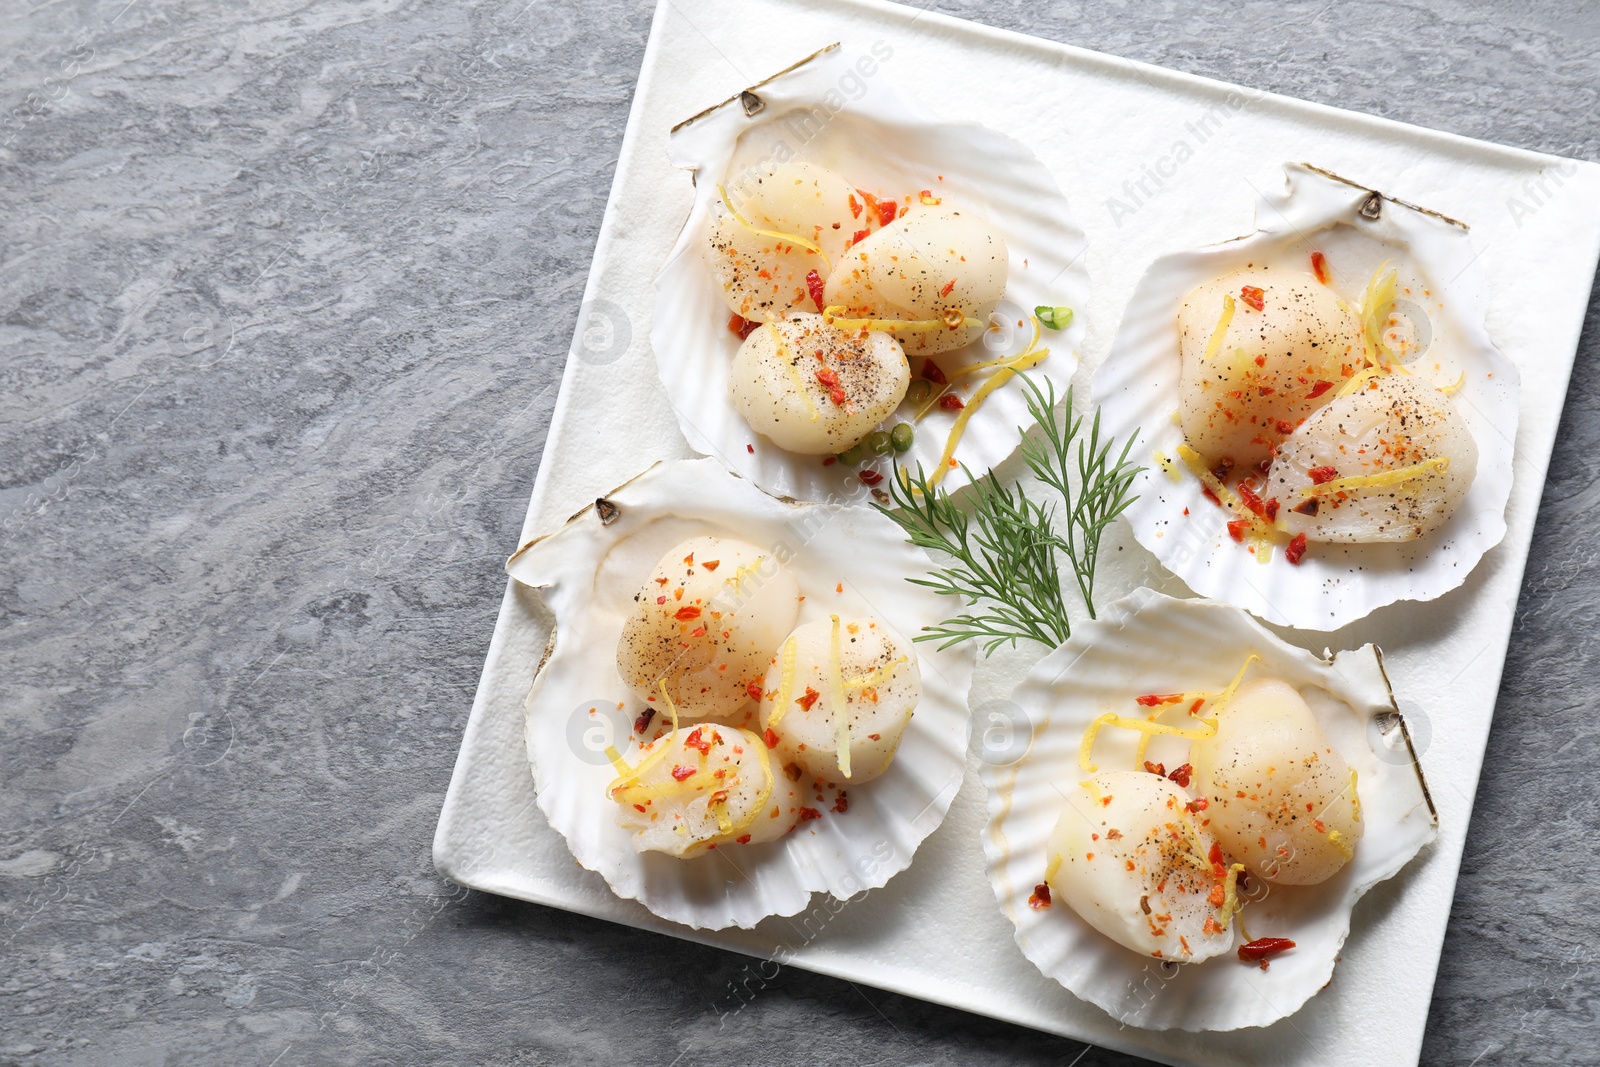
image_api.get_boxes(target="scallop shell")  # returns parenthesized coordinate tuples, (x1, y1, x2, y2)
(981, 588, 1436, 1031)
(507, 457, 975, 930)
(654, 44, 1089, 503)
(1093, 163, 1519, 630)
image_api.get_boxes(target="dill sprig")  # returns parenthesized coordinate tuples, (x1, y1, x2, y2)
(877, 374, 1141, 654)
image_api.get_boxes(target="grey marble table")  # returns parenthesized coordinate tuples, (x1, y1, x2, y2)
(3, 1, 1597, 1064)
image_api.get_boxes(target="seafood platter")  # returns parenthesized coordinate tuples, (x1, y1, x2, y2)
(435, 5, 1600, 1065)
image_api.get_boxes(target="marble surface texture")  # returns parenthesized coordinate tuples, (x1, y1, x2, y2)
(3, 0, 1598, 1064)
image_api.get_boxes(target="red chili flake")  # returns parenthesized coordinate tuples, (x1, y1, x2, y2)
(1187, 797, 1210, 813)
(1136, 694, 1182, 707)
(939, 278, 957, 297)
(1275, 419, 1297, 436)
(1307, 379, 1334, 400)
(1189, 698, 1204, 715)
(815, 367, 847, 406)
(805, 269, 826, 313)
(798, 806, 823, 822)
(747, 680, 764, 702)
(1311, 250, 1330, 284)
(848, 193, 862, 218)
(1028, 883, 1052, 909)
(922, 361, 948, 385)
(821, 456, 835, 466)
(1211, 457, 1235, 483)
(1292, 498, 1319, 517)
(746, 444, 755, 454)
(1257, 385, 1276, 396)
(1237, 481, 1265, 517)
(938, 394, 965, 411)
(850, 228, 870, 246)
(690, 626, 707, 637)
(674, 606, 702, 621)
(1201, 486, 1221, 507)
(763, 728, 780, 749)
(1142, 760, 1166, 777)
(1167, 763, 1193, 788)
(727, 313, 760, 340)
(1254, 354, 1267, 368)
(831, 793, 849, 814)
(684, 727, 712, 755)
(796, 687, 821, 712)
(1308, 465, 1340, 485)
(1208, 842, 1226, 878)
(1239, 937, 1296, 963)
(736, 834, 751, 844)
(1227, 519, 1249, 542)
(1264, 497, 1280, 522)
(634, 708, 656, 734)
(1286, 532, 1309, 565)
(875, 198, 897, 227)
(858, 469, 884, 487)
(655, 595, 666, 605)
(1239, 285, 1265, 311)
(670, 765, 696, 782)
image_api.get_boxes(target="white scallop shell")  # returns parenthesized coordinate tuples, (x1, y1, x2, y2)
(980, 588, 1436, 1031)
(506, 457, 975, 930)
(654, 44, 1088, 503)
(1093, 163, 1519, 630)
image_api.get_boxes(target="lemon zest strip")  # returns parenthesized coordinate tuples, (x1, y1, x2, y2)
(845, 655, 906, 689)
(1299, 457, 1450, 499)
(767, 636, 799, 729)
(828, 615, 852, 779)
(824, 305, 971, 337)
(1204, 293, 1235, 361)
(717, 183, 831, 272)
(926, 339, 1049, 487)
(772, 329, 820, 423)
(1078, 712, 1218, 774)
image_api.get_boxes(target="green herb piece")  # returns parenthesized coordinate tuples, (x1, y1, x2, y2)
(875, 374, 1141, 653)
(1015, 375, 1142, 618)
(1034, 305, 1073, 331)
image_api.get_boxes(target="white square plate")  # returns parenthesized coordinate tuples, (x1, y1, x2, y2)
(432, 2, 1600, 1063)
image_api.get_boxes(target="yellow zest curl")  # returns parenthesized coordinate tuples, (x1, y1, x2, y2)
(1204, 293, 1235, 361)
(1299, 457, 1450, 499)
(827, 615, 852, 779)
(925, 320, 1050, 487)
(768, 636, 799, 729)
(824, 305, 970, 337)
(772, 329, 820, 423)
(717, 183, 831, 272)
